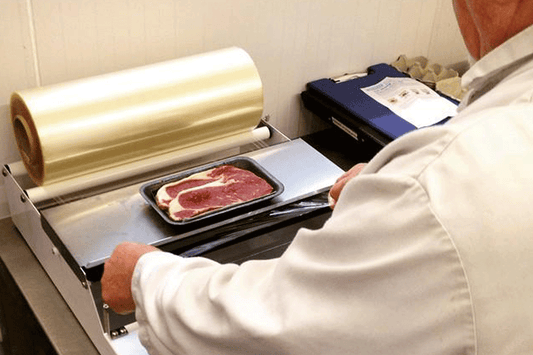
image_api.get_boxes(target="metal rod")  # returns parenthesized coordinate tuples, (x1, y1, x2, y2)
(102, 303, 111, 335)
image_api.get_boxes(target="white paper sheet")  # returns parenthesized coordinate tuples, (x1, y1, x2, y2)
(361, 77, 457, 128)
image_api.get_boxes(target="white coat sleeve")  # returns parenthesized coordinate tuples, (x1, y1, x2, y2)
(131, 173, 475, 355)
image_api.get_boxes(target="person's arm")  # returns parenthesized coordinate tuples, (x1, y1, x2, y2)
(102, 161, 368, 313)
(101, 160, 368, 313)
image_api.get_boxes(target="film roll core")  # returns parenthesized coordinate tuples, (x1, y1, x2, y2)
(11, 47, 265, 187)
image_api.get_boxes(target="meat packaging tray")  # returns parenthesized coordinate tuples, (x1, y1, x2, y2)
(140, 156, 285, 226)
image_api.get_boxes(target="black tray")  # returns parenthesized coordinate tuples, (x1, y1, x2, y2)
(140, 156, 284, 226)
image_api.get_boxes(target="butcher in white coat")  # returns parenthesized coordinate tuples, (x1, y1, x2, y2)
(102, 0, 533, 354)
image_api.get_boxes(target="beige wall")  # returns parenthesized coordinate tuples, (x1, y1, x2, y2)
(0, 0, 467, 218)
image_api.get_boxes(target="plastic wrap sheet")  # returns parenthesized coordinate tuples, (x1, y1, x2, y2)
(10, 47, 264, 188)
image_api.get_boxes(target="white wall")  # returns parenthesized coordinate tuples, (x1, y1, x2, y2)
(0, 0, 467, 219)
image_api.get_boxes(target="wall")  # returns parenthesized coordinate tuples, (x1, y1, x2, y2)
(0, 0, 467, 218)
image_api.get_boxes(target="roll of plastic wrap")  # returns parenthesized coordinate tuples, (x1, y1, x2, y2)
(10, 47, 264, 186)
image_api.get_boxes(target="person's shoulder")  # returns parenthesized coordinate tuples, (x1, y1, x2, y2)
(363, 119, 465, 178)
(366, 102, 533, 179)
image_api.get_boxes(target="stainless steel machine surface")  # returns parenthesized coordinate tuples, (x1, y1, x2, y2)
(41, 138, 342, 269)
(3, 130, 344, 355)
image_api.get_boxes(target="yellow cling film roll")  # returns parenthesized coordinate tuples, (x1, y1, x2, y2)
(10, 47, 264, 186)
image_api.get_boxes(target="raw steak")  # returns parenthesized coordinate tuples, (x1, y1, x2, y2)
(156, 164, 273, 221)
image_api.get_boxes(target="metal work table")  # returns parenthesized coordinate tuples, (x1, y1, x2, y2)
(0, 127, 378, 354)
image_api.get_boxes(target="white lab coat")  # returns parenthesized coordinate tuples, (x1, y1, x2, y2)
(132, 25, 533, 355)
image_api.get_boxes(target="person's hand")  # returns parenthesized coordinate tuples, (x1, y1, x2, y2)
(329, 163, 367, 209)
(101, 242, 159, 314)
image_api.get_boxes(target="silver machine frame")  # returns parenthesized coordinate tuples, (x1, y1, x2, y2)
(2, 123, 344, 354)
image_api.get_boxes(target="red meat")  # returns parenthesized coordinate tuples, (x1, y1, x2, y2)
(156, 165, 273, 221)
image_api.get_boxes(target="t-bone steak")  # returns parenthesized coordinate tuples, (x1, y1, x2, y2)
(155, 164, 274, 221)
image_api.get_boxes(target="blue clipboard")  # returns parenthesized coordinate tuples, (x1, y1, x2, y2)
(301, 63, 455, 146)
